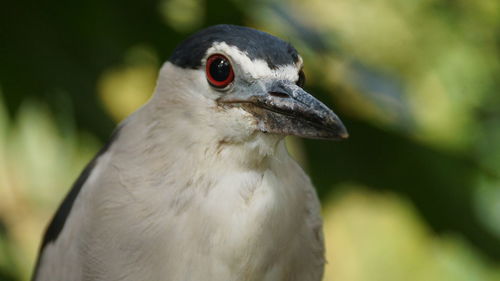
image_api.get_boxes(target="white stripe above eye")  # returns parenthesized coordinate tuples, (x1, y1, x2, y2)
(205, 42, 302, 83)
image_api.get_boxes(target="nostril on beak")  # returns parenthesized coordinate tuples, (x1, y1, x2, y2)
(269, 92, 290, 98)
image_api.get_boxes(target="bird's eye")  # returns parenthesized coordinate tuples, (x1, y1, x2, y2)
(296, 70, 306, 88)
(206, 54, 234, 89)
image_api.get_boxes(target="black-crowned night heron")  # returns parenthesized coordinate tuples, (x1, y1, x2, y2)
(32, 24, 348, 281)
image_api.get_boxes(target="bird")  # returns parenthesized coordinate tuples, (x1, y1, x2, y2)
(31, 24, 348, 281)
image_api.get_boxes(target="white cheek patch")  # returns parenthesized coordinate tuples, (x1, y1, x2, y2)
(247, 59, 300, 82)
(205, 42, 302, 82)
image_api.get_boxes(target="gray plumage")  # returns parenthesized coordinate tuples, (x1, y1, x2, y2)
(32, 24, 347, 281)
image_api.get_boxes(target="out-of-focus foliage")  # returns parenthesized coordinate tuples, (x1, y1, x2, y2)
(0, 0, 499, 280)
(0, 94, 99, 280)
(324, 188, 500, 281)
(98, 45, 159, 122)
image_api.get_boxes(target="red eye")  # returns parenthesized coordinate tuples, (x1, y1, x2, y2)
(206, 54, 234, 89)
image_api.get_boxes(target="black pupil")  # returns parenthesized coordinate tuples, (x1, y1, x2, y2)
(210, 58, 230, 81)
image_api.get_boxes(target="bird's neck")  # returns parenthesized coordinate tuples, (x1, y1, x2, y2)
(118, 106, 286, 174)
(210, 132, 284, 170)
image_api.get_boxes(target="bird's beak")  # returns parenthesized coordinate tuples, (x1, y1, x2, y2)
(217, 80, 348, 140)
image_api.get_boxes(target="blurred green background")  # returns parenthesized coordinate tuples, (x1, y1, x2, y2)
(1, 0, 500, 280)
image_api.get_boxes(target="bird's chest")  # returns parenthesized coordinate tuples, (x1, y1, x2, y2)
(89, 158, 314, 281)
(203, 167, 305, 245)
(158, 166, 309, 280)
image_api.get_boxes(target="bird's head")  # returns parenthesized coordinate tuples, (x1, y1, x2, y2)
(151, 25, 347, 148)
